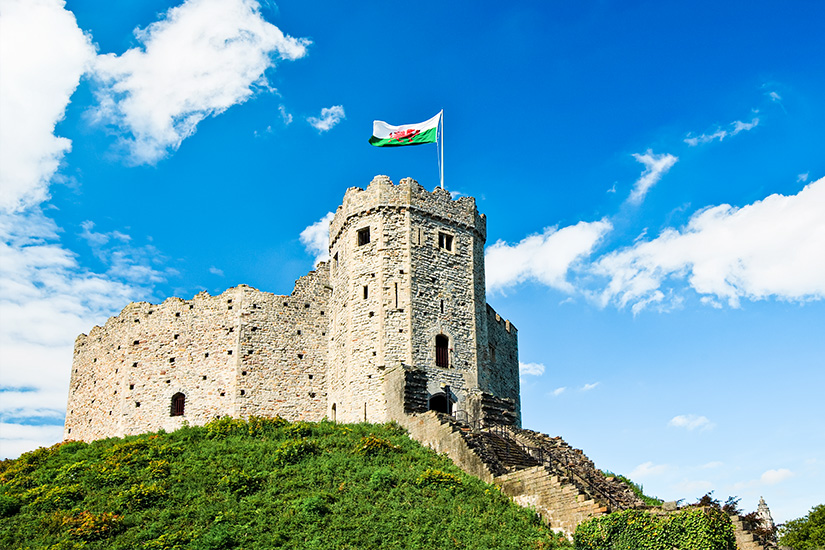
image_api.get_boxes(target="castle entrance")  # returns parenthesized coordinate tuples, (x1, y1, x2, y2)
(429, 394, 451, 414)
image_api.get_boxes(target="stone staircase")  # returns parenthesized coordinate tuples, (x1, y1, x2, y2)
(399, 411, 643, 536)
(730, 515, 774, 550)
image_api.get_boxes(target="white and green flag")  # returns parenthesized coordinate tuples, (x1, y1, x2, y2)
(369, 111, 441, 147)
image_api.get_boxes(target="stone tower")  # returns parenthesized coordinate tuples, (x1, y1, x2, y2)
(325, 176, 519, 424)
(63, 175, 520, 442)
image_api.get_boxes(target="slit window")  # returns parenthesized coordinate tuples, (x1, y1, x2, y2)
(357, 227, 371, 246)
(438, 232, 453, 251)
(171, 393, 185, 416)
(363, 285, 369, 300)
(436, 334, 449, 368)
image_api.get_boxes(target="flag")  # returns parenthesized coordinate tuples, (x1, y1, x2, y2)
(369, 111, 441, 147)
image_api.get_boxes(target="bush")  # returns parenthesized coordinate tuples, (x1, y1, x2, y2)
(273, 439, 318, 465)
(0, 493, 21, 517)
(574, 507, 736, 550)
(416, 469, 463, 489)
(217, 470, 264, 497)
(115, 483, 167, 510)
(356, 434, 401, 456)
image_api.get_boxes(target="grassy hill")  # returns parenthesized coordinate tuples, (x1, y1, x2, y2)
(0, 417, 571, 550)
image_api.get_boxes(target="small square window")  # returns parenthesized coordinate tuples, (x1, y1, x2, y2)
(438, 232, 453, 251)
(357, 227, 371, 246)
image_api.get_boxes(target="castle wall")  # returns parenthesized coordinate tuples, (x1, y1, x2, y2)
(64, 290, 243, 442)
(235, 266, 330, 421)
(482, 304, 520, 423)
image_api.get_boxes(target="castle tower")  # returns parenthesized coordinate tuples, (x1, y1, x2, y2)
(326, 176, 519, 424)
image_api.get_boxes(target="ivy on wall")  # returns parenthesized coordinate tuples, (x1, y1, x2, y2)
(574, 507, 736, 550)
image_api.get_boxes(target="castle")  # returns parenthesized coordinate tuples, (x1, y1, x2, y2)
(64, 176, 521, 442)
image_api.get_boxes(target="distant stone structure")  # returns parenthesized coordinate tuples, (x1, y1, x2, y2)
(64, 176, 520, 441)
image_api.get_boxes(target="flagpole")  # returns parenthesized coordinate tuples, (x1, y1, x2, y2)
(440, 110, 444, 189)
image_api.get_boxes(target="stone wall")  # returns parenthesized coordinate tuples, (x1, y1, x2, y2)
(65, 273, 331, 441)
(481, 304, 520, 423)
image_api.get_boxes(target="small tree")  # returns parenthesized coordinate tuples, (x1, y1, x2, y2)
(779, 504, 825, 550)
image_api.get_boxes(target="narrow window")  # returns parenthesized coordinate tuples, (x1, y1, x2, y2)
(490, 345, 496, 364)
(357, 227, 371, 246)
(438, 232, 453, 251)
(171, 393, 185, 416)
(363, 285, 368, 300)
(394, 282, 398, 308)
(331, 403, 336, 423)
(333, 252, 338, 266)
(435, 334, 449, 368)
(440, 299, 444, 313)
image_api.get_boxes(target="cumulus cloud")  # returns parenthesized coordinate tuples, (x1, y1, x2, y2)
(0, 423, 65, 460)
(669, 414, 714, 431)
(761, 468, 793, 485)
(300, 212, 334, 264)
(519, 362, 546, 376)
(628, 150, 678, 204)
(278, 104, 293, 125)
(91, 0, 310, 164)
(684, 117, 760, 147)
(0, 210, 166, 457)
(0, 0, 96, 212)
(307, 105, 345, 132)
(485, 220, 612, 294)
(595, 178, 825, 310)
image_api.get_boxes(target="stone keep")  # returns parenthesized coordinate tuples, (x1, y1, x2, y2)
(63, 176, 520, 442)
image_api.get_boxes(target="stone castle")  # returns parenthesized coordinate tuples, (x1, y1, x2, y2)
(64, 176, 520, 442)
(62, 175, 777, 545)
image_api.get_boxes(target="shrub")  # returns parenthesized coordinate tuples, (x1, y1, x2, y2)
(62, 511, 123, 541)
(0, 493, 21, 517)
(116, 483, 167, 510)
(356, 434, 401, 456)
(368, 468, 398, 490)
(574, 507, 736, 550)
(273, 439, 318, 465)
(217, 470, 264, 497)
(416, 469, 463, 489)
(29, 483, 84, 512)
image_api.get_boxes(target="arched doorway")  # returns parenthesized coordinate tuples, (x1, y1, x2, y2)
(429, 393, 451, 414)
(170, 392, 185, 416)
(331, 403, 336, 423)
(435, 334, 449, 367)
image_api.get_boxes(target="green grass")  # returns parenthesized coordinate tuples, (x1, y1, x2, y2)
(1, 417, 571, 550)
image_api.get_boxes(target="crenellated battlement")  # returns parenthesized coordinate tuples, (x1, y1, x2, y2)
(329, 176, 486, 249)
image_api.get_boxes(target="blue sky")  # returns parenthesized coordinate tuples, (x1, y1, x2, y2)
(1, 0, 823, 523)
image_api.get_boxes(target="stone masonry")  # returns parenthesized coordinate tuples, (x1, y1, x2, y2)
(64, 176, 520, 442)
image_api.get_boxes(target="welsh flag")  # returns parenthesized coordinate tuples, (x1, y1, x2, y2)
(369, 111, 441, 147)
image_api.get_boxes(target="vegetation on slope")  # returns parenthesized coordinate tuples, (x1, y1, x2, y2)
(0, 417, 571, 550)
(600, 470, 663, 506)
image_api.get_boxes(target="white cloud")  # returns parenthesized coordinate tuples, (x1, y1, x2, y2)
(628, 150, 678, 204)
(551, 387, 566, 397)
(668, 414, 714, 431)
(209, 266, 225, 276)
(485, 220, 612, 294)
(0, 423, 65, 459)
(307, 105, 345, 132)
(595, 178, 825, 310)
(768, 91, 782, 102)
(278, 104, 293, 125)
(761, 468, 793, 485)
(684, 117, 759, 147)
(630, 461, 668, 480)
(519, 362, 545, 376)
(0, 0, 96, 212)
(91, 0, 310, 164)
(700, 461, 724, 469)
(581, 382, 599, 391)
(300, 211, 334, 264)
(0, 209, 166, 457)
(797, 172, 809, 183)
